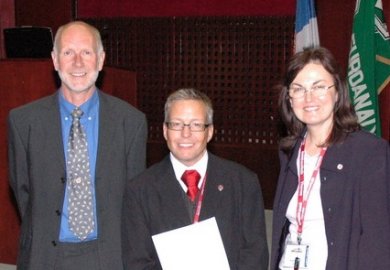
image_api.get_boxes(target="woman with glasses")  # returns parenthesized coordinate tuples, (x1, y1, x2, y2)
(270, 47, 390, 270)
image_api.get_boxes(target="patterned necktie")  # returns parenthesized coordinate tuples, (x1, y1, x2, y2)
(67, 107, 94, 240)
(181, 170, 201, 202)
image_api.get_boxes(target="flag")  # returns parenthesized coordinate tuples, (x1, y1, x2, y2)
(347, 0, 390, 137)
(295, 0, 320, 53)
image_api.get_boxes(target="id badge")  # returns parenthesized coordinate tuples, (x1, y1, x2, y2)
(281, 244, 309, 269)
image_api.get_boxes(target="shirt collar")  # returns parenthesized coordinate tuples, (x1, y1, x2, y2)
(59, 90, 99, 120)
(170, 151, 208, 189)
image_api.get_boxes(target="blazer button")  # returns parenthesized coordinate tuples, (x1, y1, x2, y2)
(55, 210, 61, 216)
(51, 240, 57, 246)
(328, 207, 332, 212)
(60, 177, 66, 184)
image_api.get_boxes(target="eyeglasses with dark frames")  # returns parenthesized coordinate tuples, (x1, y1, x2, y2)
(165, 121, 210, 132)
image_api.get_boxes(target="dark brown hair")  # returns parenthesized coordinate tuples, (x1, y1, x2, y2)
(278, 47, 360, 154)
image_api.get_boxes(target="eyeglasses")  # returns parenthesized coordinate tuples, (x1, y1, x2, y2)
(165, 121, 210, 132)
(288, 84, 335, 99)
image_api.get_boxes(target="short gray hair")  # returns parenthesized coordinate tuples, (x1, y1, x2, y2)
(52, 21, 104, 54)
(164, 88, 214, 124)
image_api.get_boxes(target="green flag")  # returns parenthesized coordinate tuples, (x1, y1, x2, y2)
(347, 0, 390, 137)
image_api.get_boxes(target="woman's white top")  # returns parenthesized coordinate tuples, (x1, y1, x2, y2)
(279, 152, 328, 270)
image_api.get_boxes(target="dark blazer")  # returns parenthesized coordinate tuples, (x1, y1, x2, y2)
(122, 153, 269, 270)
(271, 130, 390, 270)
(8, 90, 147, 270)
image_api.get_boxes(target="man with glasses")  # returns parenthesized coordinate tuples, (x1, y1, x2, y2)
(122, 88, 269, 270)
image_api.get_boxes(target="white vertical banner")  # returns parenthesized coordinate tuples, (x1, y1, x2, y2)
(295, 0, 320, 53)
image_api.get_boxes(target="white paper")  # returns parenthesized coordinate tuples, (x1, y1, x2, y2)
(152, 217, 230, 270)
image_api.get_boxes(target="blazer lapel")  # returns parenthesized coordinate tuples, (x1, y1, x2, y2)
(276, 139, 301, 216)
(199, 154, 225, 220)
(95, 92, 115, 174)
(42, 93, 66, 172)
(94, 92, 117, 208)
(157, 157, 195, 225)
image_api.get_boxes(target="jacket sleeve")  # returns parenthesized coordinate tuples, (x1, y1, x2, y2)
(357, 139, 390, 269)
(126, 112, 148, 180)
(122, 182, 161, 270)
(238, 170, 269, 270)
(7, 112, 30, 219)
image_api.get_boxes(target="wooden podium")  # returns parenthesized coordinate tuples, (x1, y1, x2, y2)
(0, 59, 137, 264)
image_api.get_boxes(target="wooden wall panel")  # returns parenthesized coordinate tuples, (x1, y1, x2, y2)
(0, 0, 15, 59)
(84, 16, 295, 209)
(77, 0, 295, 17)
(15, 0, 74, 33)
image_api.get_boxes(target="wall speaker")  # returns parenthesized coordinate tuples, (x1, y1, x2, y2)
(4, 26, 53, 58)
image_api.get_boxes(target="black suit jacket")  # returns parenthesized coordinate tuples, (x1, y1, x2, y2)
(271, 130, 390, 270)
(122, 153, 269, 270)
(8, 90, 147, 270)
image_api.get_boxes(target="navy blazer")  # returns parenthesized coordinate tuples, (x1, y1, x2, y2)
(122, 153, 269, 270)
(271, 130, 390, 270)
(8, 90, 147, 270)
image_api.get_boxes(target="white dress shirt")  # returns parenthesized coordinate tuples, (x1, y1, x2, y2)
(170, 151, 208, 192)
(279, 152, 328, 270)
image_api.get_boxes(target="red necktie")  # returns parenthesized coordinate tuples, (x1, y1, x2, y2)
(181, 170, 201, 201)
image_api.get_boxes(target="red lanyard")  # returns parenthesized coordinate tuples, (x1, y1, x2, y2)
(193, 173, 207, 223)
(296, 137, 327, 244)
